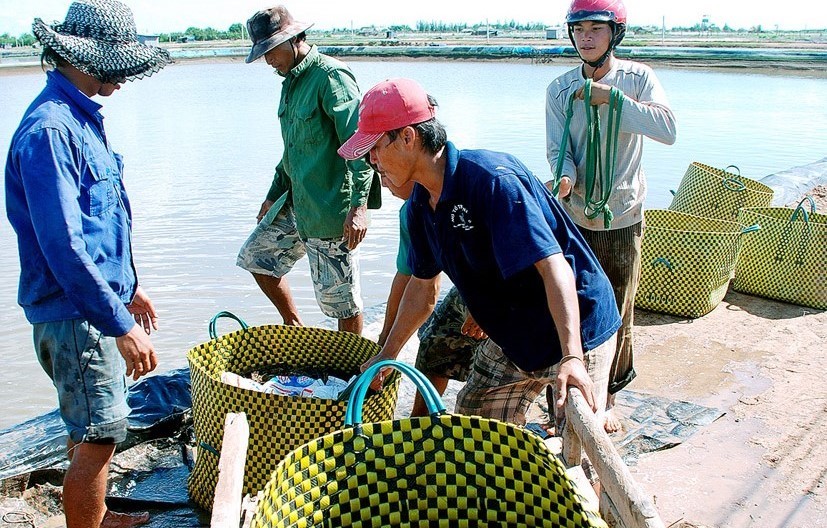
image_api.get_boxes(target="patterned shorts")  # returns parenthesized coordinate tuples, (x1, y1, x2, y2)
(455, 334, 615, 428)
(236, 203, 362, 319)
(415, 286, 484, 381)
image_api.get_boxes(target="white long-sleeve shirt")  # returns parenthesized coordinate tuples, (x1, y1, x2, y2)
(546, 59, 677, 230)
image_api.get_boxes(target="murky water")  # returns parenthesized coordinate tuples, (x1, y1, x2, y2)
(1, 59, 825, 428)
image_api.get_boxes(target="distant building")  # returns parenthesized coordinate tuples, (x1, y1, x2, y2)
(138, 34, 160, 46)
(545, 27, 562, 39)
(471, 27, 497, 36)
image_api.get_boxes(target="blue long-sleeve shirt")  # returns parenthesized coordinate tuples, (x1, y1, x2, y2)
(5, 70, 137, 337)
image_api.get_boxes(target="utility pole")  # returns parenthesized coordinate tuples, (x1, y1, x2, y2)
(661, 16, 665, 45)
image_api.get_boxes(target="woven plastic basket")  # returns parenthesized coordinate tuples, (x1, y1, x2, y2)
(635, 210, 759, 318)
(668, 162, 774, 221)
(251, 360, 607, 528)
(734, 196, 827, 310)
(186, 312, 401, 511)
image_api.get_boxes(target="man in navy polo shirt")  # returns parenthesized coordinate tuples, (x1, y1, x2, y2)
(338, 78, 621, 427)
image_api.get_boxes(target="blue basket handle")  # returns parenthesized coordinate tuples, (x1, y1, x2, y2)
(790, 195, 816, 223)
(651, 257, 673, 271)
(345, 360, 446, 426)
(208, 311, 249, 340)
(741, 224, 761, 234)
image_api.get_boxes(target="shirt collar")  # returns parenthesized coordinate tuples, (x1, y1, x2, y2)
(289, 45, 319, 79)
(46, 69, 103, 120)
(440, 141, 460, 203)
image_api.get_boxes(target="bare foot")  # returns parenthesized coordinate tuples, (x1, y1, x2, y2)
(100, 510, 150, 528)
(603, 408, 622, 434)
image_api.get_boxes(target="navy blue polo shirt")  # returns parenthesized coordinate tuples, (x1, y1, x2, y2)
(406, 142, 620, 372)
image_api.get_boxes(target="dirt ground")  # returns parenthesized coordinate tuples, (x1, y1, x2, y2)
(546, 186, 827, 527)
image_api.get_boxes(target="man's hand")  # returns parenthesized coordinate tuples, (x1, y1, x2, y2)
(360, 347, 398, 391)
(343, 205, 368, 250)
(553, 356, 595, 421)
(256, 199, 275, 223)
(127, 286, 158, 335)
(116, 324, 158, 381)
(461, 314, 487, 340)
(576, 81, 612, 106)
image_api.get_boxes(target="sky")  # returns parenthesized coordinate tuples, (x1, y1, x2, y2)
(1, 0, 825, 36)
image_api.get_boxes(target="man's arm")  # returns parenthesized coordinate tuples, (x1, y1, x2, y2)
(363, 275, 440, 373)
(545, 83, 578, 198)
(323, 68, 373, 249)
(378, 272, 412, 347)
(534, 254, 596, 417)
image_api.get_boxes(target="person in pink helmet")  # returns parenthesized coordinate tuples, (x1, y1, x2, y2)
(546, 0, 677, 433)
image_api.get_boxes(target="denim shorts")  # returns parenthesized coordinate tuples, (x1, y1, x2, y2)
(236, 203, 363, 319)
(33, 319, 130, 444)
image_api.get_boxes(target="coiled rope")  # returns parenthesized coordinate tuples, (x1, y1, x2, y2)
(551, 79, 624, 229)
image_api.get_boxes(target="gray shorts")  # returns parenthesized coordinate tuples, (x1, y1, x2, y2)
(236, 203, 362, 319)
(33, 319, 130, 444)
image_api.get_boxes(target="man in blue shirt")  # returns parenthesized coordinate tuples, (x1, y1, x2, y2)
(339, 78, 621, 429)
(4, 1, 169, 526)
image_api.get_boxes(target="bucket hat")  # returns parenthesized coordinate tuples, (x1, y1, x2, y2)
(32, 0, 170, 85)
(338, 78, 436, 160)
(245, 5, 314, 63)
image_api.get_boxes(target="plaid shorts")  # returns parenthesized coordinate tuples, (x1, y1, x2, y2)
(236, 203, 362, 319)
(455, 334, 615, 427)
(415, 286, 484, 381)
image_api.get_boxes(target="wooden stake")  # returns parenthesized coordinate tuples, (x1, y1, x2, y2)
(563, 388, 665, 528)
(211, 412, 250, 528)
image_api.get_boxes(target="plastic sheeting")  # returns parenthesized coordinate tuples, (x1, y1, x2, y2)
(0, 368, 191, 482)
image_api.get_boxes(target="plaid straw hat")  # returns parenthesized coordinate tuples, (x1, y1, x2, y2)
(32, 0, 170, 84)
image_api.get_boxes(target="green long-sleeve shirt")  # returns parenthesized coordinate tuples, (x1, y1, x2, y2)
(266, 45, 375, 239)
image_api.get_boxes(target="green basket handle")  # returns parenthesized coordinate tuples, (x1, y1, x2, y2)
(651, 257, 673, 271)
(790, 195, 816, 223)
(724, 165, 741, 177)
(345, 360, 446, 426)
(722, 177, 746, 192)
(208, 311, 249, 340)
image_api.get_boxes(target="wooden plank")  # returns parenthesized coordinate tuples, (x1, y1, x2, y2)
(210, 412, 250, 528)
(563, 388, 665, 528)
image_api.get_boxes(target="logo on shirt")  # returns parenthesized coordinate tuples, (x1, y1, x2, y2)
(450, 204, 474, 231)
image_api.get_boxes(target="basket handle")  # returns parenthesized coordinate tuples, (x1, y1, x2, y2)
(651, 257, 673, 270)
(724, 164, 741, 176)
(790, 195, 816, 223)
(741, 224, 761, 234)
(208, 310, 249, 340)
(345, 360, 446, 426)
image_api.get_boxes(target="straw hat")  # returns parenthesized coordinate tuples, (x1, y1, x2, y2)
(32, 0, 170, 84)
(245, 5, 314, 63)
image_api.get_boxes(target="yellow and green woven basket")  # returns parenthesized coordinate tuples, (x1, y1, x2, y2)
(734, 197, 827, 310)
(252, 360, 607, 528)
(635, 209, 759, 318)
(186, 312, 401, 511)
(668, 162, 774, 221)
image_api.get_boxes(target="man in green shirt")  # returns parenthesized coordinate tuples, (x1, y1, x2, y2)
(237, 5, 377, 334)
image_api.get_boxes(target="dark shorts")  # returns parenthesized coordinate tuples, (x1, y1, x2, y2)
(415, 286, 484, 381)
(33, 319, 130, 444)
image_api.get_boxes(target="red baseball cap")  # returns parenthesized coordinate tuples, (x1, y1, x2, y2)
(338, 78, 436, 160)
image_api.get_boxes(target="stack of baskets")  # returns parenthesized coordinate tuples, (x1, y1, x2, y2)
(635, 163, 769, 318)
(186, 312, 401, 511)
